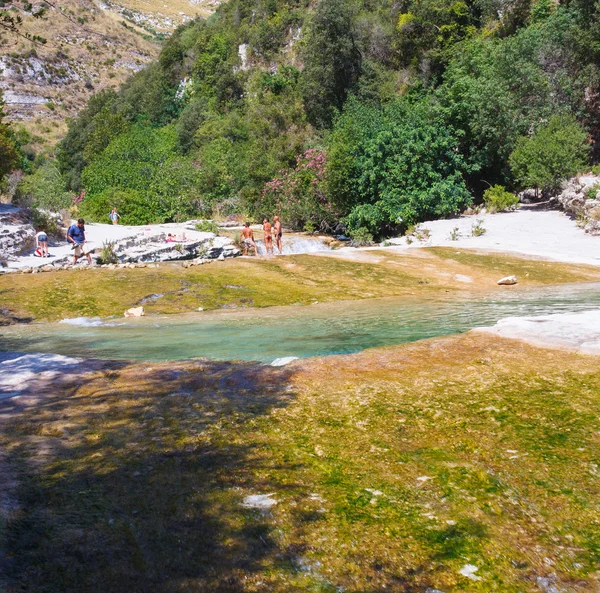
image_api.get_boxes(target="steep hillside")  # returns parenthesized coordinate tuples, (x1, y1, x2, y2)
(0, 0, 218, 147)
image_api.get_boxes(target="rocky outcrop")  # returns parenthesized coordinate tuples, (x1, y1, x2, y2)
(112, 233, 239, 264)
(0, 205, 36, 259)
(0, 211, 242, 274)
(553, 176, 600, 236)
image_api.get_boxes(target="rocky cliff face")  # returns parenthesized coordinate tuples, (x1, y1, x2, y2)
(0, 0, 218, 146)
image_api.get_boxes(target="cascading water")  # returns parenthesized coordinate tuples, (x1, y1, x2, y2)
(254, 234, 332, 256)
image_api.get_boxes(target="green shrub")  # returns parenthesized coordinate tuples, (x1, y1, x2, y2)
(509, 115, 590, 192)
(328, 98, 472, 238)
(471, 219, 486, 236)
(97, 240, 119, 265)
(81, 125, 201, 223)
(349, 227, 374, 246)
(483, 185, 519, 212)
(585, 184, 600, 200)
(79, 188, 160, 225)
(17, 161, 71, 211)
(195, 220, 219, 234)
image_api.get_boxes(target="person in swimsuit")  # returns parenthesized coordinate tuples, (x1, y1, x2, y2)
(109, 207, 120, 225)
(263, 218, 273, 255)
(273, 216, 282, 254)
(240, 222, 258, 256)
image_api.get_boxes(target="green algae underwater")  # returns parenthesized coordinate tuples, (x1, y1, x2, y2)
(2, 247, 600, 324)
(1, 249, 600, 593)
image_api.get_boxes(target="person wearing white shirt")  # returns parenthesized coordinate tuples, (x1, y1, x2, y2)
(35, 229, 48, 257)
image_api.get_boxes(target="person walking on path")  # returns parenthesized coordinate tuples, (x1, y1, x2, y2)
(240, 222, 258, 256)
(109, 207, 120, 225)
(263, 218, 273, 255)
(273, 216, 283, 254)
(35, 229, 49, 257)
(67, 218, 92, 266)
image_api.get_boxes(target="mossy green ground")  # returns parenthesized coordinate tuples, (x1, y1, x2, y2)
(1, 334, 599, 592)
(2, 249, 600, 323)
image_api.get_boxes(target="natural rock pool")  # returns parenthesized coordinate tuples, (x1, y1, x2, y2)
(3, 282, 600, 363)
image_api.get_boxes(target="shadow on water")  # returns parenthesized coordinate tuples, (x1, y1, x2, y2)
(0, 359, 300, 593)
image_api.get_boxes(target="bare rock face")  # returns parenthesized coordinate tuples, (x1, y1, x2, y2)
(584, 220, 600, 236)
(0, 205, 35, 258)
(497, 275, 518, 285)
(124, 306, 145, 317)
(556, 177, 599, 216)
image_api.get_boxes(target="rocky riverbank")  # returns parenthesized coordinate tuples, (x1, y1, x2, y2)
(0, 207, 241, 274)
(553, 175, 600, 235)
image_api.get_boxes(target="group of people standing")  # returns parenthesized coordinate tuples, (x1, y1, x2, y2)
(240, 216, 283, 256)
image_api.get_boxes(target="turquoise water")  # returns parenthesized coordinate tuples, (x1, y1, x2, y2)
(3, 283, 600, 363)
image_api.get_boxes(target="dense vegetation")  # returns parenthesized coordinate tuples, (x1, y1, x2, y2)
(8, 0, 600, 236)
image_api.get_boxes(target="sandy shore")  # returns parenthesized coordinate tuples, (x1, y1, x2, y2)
(385, 210, 600, 266)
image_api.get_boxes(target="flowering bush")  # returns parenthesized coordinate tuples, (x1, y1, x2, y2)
(260, 149, 338, 231)
(72, 189, 85, 205)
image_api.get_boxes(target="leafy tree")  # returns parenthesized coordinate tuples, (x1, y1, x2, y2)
(57, 90, 122, 191)
(78, 188, 156, 226)
(394, 0, 478, 73)
(0, 93, 19, 179)
(436, 7, 598, 191)
(16, 161, 70, 211)
(176, 98, 210, 153)
(509, 114, 590, 191)
(327, 98, 472, 237)
(300, 0, 362, 128)
(81, 125, 201, 223)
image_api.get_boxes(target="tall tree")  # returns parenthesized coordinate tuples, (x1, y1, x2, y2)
(300, 0, 362, 129)
(0, 92, 19, 178)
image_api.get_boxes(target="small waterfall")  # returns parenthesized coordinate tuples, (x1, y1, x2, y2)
(255, 235, 332, 256)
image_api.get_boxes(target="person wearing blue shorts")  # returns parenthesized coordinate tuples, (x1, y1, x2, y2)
(35, 229, 49, 257)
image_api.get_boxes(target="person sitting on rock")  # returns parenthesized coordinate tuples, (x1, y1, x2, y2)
(67, 218, 92, 266)
(35, 229, 49, 257)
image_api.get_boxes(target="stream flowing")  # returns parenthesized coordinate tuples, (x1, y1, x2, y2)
(2, 283, 600, 363)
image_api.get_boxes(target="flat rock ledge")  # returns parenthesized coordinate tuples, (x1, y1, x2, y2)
(1, 229, 240, 274)
(474, 309, 600, 354)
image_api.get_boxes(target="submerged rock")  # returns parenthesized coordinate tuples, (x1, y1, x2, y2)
(271, 356, 299, 367)
(241, 493, 278, 510)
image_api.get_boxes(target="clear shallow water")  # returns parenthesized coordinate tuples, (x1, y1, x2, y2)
(3, 283, 600, 363)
